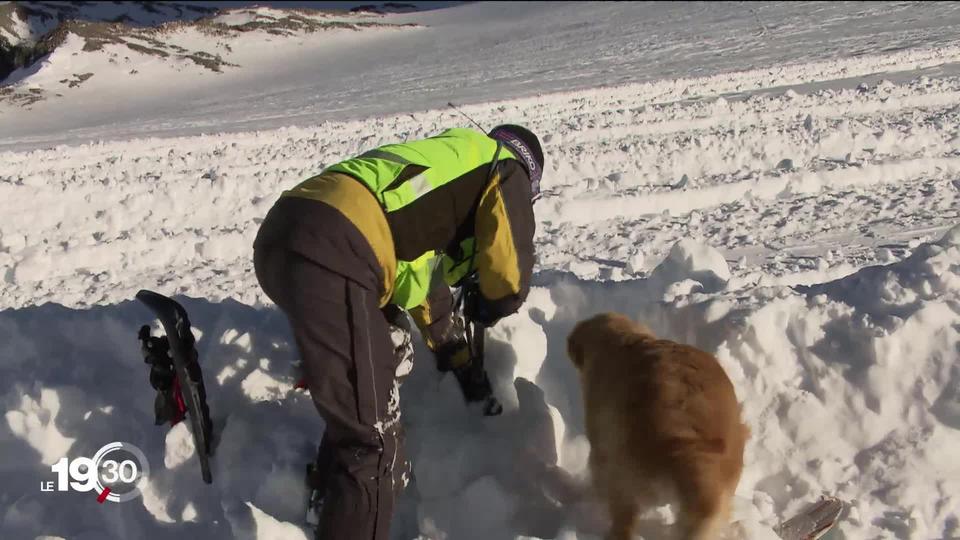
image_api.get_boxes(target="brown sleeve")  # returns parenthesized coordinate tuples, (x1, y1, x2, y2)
(473, 159, 536, 320)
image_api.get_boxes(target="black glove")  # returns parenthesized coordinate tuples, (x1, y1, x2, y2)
(435, 340, 471, 372)
(461, 279, 500, 327)
(455, 362, 501, 415)
(432, 316, 503, 416)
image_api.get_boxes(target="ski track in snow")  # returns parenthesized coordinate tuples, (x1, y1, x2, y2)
(3, 8, 960, 540)
(3, 67, 960, 310)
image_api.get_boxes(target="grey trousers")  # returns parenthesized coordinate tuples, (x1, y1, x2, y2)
(254, 245, 408, 540)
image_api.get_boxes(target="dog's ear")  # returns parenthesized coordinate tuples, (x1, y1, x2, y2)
(567, 332, 586, 369)
(633, 321, 656, 340)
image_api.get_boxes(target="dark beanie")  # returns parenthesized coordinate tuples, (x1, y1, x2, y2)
(488, 124, 544, 187)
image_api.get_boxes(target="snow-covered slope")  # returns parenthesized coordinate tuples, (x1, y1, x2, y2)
(0, 2, 421, 111)
(2, 2, 960, 540)
(4, 1, 960, 151)
(0, 1, 217, 46)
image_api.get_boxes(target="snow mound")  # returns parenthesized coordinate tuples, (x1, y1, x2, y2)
(238, 501, 310, 540)
(3, 388, 76, 465)
(799, 223, 960, 319)
(649, 238, 731, 296)
(163, 421, 196, 470)
(240, 368, 294, 402)
(0, 228, 958, 539)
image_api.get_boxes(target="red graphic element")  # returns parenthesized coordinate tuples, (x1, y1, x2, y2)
(97, 487, 111, 503)
(294, 377, 308, 391)
(171, 376, 187, 426)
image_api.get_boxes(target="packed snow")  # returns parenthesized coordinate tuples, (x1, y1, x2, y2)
(2, 2, 960, 540)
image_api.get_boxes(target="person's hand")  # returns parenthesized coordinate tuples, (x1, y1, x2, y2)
(461, 279, 500, 327)
(434, 338, 471, 373)
(451, 364, 503, 416)
(433, 335, 503, 416)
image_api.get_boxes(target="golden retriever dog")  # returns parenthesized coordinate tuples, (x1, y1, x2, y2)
(567, 313, 749, 540)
